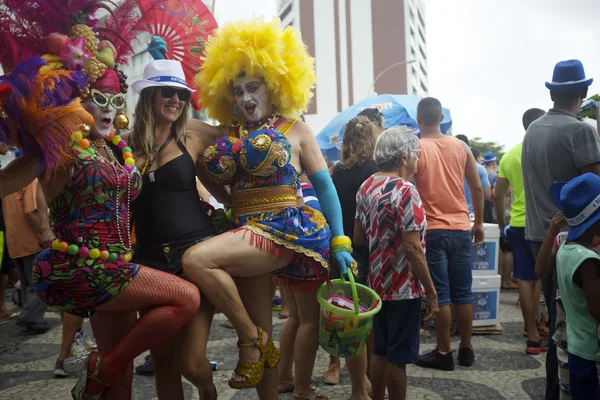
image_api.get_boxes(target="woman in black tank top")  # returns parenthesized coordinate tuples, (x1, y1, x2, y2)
(129, 61, 230, 400)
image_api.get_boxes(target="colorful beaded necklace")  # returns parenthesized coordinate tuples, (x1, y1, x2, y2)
(237, 112, 283, 140)
(50, 124, 137, 262)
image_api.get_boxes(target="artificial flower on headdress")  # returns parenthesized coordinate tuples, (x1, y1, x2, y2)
(60, 37, 92, 71)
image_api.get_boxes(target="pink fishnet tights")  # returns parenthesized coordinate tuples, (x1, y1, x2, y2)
(90, 312, 136, 400)
(86, 266, 200, 396)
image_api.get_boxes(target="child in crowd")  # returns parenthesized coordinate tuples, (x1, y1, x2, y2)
(546, 173, 600, 399)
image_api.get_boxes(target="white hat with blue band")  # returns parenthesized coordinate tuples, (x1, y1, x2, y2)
(132, 60, 195, 94)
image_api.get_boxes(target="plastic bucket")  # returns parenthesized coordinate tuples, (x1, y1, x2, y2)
(317, 270, 382, 358)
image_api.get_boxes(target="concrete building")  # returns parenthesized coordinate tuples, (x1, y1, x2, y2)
(278, 0, 428, 133)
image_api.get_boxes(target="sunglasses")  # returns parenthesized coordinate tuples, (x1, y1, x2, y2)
(159, 86, 191, 102)
(90, 89, 126, 109)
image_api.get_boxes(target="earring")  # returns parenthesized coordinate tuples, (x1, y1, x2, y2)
(114, 111, 129, 130)
(232, 105, 239, 127)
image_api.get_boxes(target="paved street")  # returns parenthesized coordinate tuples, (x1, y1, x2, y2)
(0, 289, 546, 399)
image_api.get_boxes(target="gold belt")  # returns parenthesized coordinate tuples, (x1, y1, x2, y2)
(232, 186, 299, 217)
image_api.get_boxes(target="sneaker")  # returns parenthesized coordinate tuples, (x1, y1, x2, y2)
(417, 349, 455, 371)
(457, 347, 475, 367)
(135, 354, 154, 375)
(526, 338, 549, 355)
(272, 296, 282, 311)
(53, 358, 69, 377)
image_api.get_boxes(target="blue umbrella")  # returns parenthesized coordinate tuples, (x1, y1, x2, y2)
(317, 94, 452, 161)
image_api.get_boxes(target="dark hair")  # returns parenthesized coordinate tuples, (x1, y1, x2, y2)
(417, 97, 443, 126)
(471, 147, 480, 159)
(357, 108, 384, 127)
(455, 134, 469, 145)
(550, 88, 587, 108)
(522, 108, 545, 130)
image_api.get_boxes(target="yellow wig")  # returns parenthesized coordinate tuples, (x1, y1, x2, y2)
(195, 18, 316, 125)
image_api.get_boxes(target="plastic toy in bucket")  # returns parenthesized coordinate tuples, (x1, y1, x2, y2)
(317, 269, 382, 358)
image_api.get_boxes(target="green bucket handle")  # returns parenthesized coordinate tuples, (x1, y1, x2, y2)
(340, 268, 360, 315)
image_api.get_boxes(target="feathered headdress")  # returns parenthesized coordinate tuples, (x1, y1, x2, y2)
(0, 0, 163, 94)
(0, 57, 94, 180)
(194, 18, 316, 126)
(0, 0, 162, 175)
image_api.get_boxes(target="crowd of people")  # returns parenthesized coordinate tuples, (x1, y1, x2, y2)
(0, 3, 599, 400)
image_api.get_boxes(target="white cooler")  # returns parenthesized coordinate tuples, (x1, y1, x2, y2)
(471, 223, 500, 276)
(471, 274, 501, 327)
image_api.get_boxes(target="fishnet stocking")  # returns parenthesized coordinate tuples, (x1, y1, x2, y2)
(90, 312, 136, 400)
(85, 266, 200, 396)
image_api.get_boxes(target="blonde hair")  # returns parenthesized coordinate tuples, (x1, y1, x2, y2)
(195, 17, 315, 125)
(339, 116, 379, 169)
(130, 87, 190, 159)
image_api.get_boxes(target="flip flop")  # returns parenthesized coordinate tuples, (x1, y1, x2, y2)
(501, 282, 518, 290)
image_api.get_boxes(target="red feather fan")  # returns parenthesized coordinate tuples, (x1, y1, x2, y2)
(137, 0, 218, 110)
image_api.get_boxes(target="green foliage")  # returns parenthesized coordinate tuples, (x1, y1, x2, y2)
(580, 94, 599, 120)
(469, 137, 506, 161)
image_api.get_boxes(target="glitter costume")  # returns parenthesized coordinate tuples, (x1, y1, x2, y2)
(204, 123, 330, 290)
(197, 19, 333, 290)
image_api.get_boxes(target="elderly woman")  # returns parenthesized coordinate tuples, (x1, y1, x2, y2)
(354, 126, 438, 400)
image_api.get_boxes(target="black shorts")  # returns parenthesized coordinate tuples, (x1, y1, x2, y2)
(373, 298, 422, 365)
(132, 236, 213, 277)
(499, 236, 513, 253)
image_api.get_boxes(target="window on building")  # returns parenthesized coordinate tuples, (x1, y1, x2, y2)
(420, 80, 428, 93)
(418, 9, 425, 27)
(418, 26, 426, 44)
(419, 45, 427, 61)
(280, 3, 292, 21)
(419, 63, 427, 77)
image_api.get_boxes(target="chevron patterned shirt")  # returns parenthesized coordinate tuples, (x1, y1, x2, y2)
(356, 175, 426, 301)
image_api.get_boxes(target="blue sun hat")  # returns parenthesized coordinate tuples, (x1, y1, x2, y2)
(545, 60, 593, 92)
(482, 151, 497, 163)
(549, 173, 600, 241)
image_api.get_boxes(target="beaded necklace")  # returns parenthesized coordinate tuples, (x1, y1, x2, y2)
(50, 124, 137, 262)
(237, 112, 282, 139)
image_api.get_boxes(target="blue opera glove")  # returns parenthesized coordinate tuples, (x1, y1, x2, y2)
(148, 36, 168, 60)
(309, 169, 356, 275)
(333, 250, 352, 276)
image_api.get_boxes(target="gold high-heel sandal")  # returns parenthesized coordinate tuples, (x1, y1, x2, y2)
(264, 337, 281, 369)
(228, 326, 268, 390)
(71, 352, 108, 400)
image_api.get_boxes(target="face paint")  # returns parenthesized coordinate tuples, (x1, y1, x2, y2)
(232, 76, 271, 122)
(84, 91, 118, 138)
